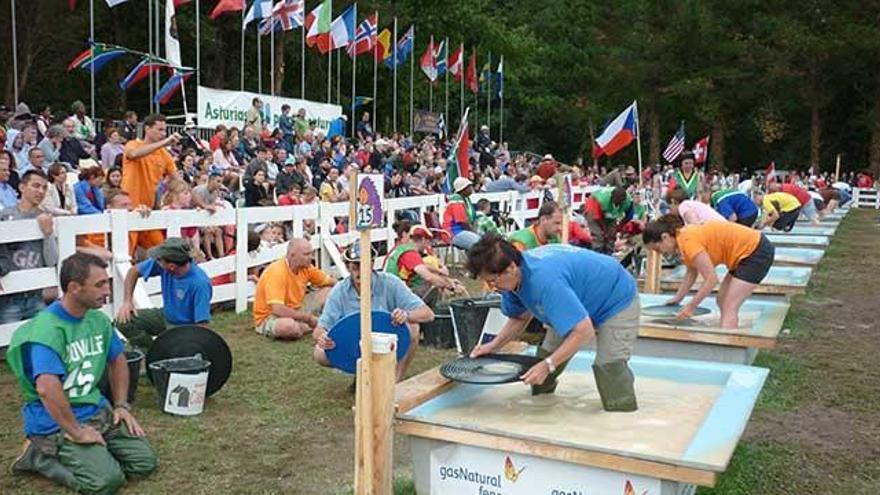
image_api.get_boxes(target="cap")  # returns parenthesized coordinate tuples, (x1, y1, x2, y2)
(147, 237, 192, 264)
(409, 225, 434, 239)
(453, 177, 473, 193)
(542, 154, 554, 161)
(341, 243, 378, 264)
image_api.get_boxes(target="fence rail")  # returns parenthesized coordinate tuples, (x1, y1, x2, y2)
(853, 188, 880, 209)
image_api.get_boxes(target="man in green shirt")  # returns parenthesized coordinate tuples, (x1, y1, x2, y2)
(585, 186, 634, 253)
(508, 201, 563, 251)
(8, 253, 156, 494)
(474, 199, 504, 235)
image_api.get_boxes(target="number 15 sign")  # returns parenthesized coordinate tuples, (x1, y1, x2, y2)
(355, 174, 385, 231)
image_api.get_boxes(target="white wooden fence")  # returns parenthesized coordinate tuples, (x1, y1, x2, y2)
(0, 186, 596, 347)
(853, 188, 880, 209)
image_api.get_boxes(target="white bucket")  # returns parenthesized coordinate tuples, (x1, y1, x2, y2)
(163, 371, 209, 416)
(371, 332, 398, 355)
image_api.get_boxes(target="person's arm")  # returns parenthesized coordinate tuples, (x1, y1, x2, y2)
(681, 209, 701, 225)
(35, 374, 105, 445)
(678, 252, 717, 318)
(37, 214, 59, 268)
(521, 316, 594, 386)
(124, 134, 179, 160)
(270, 303, 316, 325)
(116, 263, 146, 323)
(412, 264, 456, 290)
(762, 209, 779, 228)
(666, 266, 697, 305)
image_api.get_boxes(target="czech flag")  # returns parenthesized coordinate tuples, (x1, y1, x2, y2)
(592, 101, 639, 159)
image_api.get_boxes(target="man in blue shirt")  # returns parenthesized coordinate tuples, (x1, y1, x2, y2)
(467, 235, 640, 412)
(116, 237, 213, 350)
(313, 244, 434, 382)
(8, 252, 156, 493)
(712, 189, 759, 227)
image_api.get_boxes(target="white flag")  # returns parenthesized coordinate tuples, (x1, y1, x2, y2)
(165, 0, 182, 66)
(105, 0, 130, 6)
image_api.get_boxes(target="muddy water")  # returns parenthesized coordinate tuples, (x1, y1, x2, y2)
(431, 372, 722, 460)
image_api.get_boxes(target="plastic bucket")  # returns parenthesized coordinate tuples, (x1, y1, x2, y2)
(148, 356, 211, 416)
(421, 305, 455, 349)
(97, 349, 145, 404)
(449, 296, 502, 356)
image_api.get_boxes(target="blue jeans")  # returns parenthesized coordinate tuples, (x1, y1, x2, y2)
(0, 291, 45, 324)
(452, 231, 481, 251)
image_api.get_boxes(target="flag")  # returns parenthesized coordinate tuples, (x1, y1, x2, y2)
(464, 52, 478, 94)
(105, 0, 130, 6)
(448, 44, 463, 81)
(662, 122, 685, 163)
(210, 0, 245, 20)
(375, 28, 392, 63)
(693, 136, 709, 165)
(119, 59, 163, 90)
(495, 56, 503, 99)
(479, 60, 491, 93)
(174, 0, 192, 6)
(67, 44, 128, 73)
(766, 161, 776, 184)
(154, 70, 193, 104)
(353, 96, 373, 108)
(438, 113, 446, 139)
(384, 26, 414, 68)
(347, 12, 377, 57)
(243, 0, 273, 30)
(446, 108, 471, 192)
(329, 4, 356, 50)
(305, 0, 333, 53)
(434, 40, 447, 76)
(420, 36, 437, 82)
(259, 0, 304, 34)
(166, 0, 182, 66)
(70, 0, 77, 10)
(592, 101, 639, 158)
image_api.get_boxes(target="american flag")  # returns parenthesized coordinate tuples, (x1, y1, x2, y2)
(347, 13, 378, 57)
(662, 122, 686, 163)
(259, 0, 304, 35)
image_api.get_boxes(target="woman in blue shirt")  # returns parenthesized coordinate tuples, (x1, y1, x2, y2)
(467, 234, 640, 412)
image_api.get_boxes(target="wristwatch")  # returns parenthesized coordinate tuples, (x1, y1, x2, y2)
(544, 357, 556, 373)
(113, 401, 132, 411)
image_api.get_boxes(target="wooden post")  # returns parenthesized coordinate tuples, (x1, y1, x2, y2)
(835, 154, 841, 183)
(644, 248, 662, 294)
(557, 173, 570, 243)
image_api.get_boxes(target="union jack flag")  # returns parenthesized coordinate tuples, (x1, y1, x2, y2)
(259, 0, 304, 35)
(347, 13, 378, 57)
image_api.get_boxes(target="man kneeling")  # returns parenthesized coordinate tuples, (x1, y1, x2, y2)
(313, 244, 434, 381)
(8, 253, 157, 494)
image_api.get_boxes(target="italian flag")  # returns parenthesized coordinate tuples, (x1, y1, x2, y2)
(445, 108, 471, 192)
(305, 0, 333, 54)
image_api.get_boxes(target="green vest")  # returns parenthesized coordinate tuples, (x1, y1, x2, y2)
(508, 225, 560, 250)
(591, 187, 633, 221)
(675, 169, 701, 199)
(6, 308, 114, 406)
(710, 188, 740, 208)
(385, 243, 425, 288)
(448, 193, 475, 223)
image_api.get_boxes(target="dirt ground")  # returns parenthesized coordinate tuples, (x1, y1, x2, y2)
(1, 210, 878, 494)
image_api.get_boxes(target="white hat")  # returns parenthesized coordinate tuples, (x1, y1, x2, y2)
(542, 154, 554, 161)
(453, 177, 473, 193)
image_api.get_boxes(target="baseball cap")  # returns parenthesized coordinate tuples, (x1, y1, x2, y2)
(147, 237, 192, 264)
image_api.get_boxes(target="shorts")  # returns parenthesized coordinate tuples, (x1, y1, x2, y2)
(735, 213, 757, 228)
(541, 296, 639, 365)
(800, 199, 819, 221)
(731, 235, 775, 284)
(254, 290, 325, 338)
(773, 208, 800, 232)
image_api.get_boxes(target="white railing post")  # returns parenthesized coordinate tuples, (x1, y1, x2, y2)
(234, 206, 249, 313)
(110, 210, 131, 315)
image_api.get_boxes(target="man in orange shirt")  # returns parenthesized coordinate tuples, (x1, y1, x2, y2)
(121, 114, 180, 254)
(252, 239, 336, 340)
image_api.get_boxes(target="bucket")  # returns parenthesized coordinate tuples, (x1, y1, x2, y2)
(449, 296, 502, 356)
(371, 332, 398, 355)
(97, 349, 145, 404)
(148, 355, 211, 416)
(421, 304, 455, 349)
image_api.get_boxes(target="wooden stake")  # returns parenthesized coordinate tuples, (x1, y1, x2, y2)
(644, 249, 662, 294)
(558, 173, 570, 243)
(835, 154, 841, 183)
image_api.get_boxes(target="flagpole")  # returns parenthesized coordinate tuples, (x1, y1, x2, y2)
(90, 0, 95, 123)
(372, 13, 377, 133)
(196, 0, 201, 91)
(350, 3, 357, 139)
(336, 49, 341, 104)
(486, 51, 491, 140)
(392, 17, 398, 135)
(11, 0, 18, 106)
(409, 28, 415, 136)
(499, 55, 504, 145)
(459, 45, 463, 129)
(155, 0, 161, 113)
(148, 0, 154, 113)
(240, 8, 246, 91)
(444, 37, 449, 127)
(301, 15, 305, 99)
(635, 101, 644, 188)
(327, 46, 332, 104)
(271, 21, 275, 96)
(257, 25, 263, 94)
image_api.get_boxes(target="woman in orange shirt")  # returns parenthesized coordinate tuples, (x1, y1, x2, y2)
(642, 215, 775, 328)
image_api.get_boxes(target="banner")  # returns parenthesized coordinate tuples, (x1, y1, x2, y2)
(413, 109, 441, 135)
(197, 85, 342, 132)
(429, 443, 661, 495)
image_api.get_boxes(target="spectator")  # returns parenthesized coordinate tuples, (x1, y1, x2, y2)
(484, 170, 529, 193)
(238, 126, 259, 162)
(319, 167, 341, 202)
(161, 180, 206, 261)
(36, 124, 64, 166)
(474, 199, 504, 235)
(58, 118, 91, 167)
(252, 239, 335, 340)
(100, 128, 125, 169)
(21, 146, 48, 175)
(74, 166, 106, 215)
(0, 152, 19, 209)
(244, 169, 273, 207)
(536, 154, 558, 180)
(121, 114, 180, 253)
(385, 222, 462, 306)
(356, 111, 374, 141)
(115, 237, 213, 350)
(34, 104, 52, 137)
(121, 110, 139, 141)
(0, 171, 59, 324)
(209, 125, 227, 152)
(212, 136, 240, 171)
(294, 108, 309, 139)
(245, 98, 264, 135)
(94, 120, 116, 156)
(278, 105, 294, 151)
(102, 166, 122, 199)
(276, 159, 305, 196)
(277, 183, 303, 206)
(244, 146, 271, 184)
(442, 177, 480, 250)
(41, 163, 77, 216)
(69, 101, 95, 142)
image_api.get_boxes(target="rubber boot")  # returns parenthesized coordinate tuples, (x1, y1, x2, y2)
(531, 347, 571, 396)
(10, 440, 77, 490)
(592, 360, 638, 412)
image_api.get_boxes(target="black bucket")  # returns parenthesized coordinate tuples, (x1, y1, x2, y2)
(97, 349, 145, 404)
(148, 356, 212, 416)
(449, 296, 502, 356)
(421, 304, 456, 349)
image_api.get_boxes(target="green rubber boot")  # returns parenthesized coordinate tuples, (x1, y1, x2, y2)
(10, 439, 77, 490)
(531, 348, 571, 396)
(592, 360, 638, 412)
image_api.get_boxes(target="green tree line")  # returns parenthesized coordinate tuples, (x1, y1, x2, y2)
(2, 0, 879, 175)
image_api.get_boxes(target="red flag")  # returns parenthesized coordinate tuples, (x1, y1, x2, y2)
(449, 44, 464, 82)
(465, 52, 478, 94)
(420, 36, 437, 82)
(210, 0, 244, 20)
(765, 161, 776, 184)
(174, 0, 192, 7)
(692, 136, 709, 165)
(69, 0, 77, 10)
(458, 123, 471, 180)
